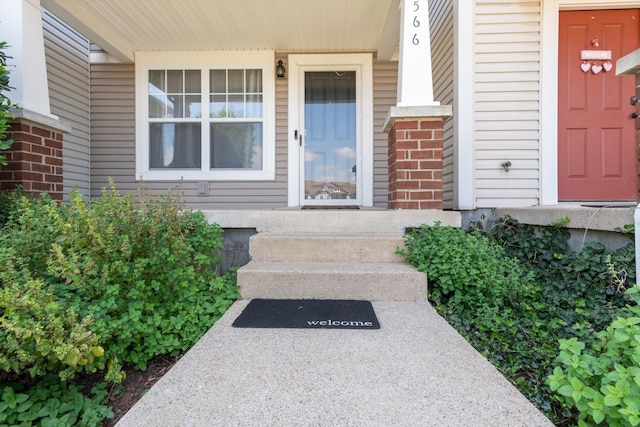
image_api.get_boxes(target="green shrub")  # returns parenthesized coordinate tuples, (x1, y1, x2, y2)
(0, 376, 113, 426)
(0, 187, 24, 226)
(401, 219, 635, 424)
(0, 41, 15, 167)
(0, 181, 239, 376)
(0, 250, 103, 381)
(548, 293, 640, 427)
(0, 180, 239, 424)
(489, 217, 633, 347)
(401, 223, 536, 311)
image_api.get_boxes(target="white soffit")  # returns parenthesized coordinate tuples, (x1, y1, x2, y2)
(41, 0, 399, 62)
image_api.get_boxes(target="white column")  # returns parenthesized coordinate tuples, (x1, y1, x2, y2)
(0, 0, 55, 118)
(397, 0, 438, 106)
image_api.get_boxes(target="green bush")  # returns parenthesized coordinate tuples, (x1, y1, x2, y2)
(0, 252, 102, 381)
(0, 41, 15, 166)
(0, 186, 23, 226)
(0, 181, 239, 424)
(0, 376, 113, 426)
(401, 219, 634, 424)
(548, 293, 640, 427)
(0, 182, 239, 374)
(401, 223, 536, 311)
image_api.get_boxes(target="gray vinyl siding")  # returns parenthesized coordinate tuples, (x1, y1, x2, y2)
(474, 0, 541, 207)
(90, 62, 288, 208)
(372, 60, 397, 208)
(90, 64, 135, 197)
(429, 0, 454, 209)
(42, 10, 91, 199)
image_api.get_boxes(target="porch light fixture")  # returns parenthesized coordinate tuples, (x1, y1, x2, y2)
(276, 60, 286, 78)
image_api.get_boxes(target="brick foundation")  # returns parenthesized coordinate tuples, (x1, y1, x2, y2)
(387, 118, 444, 209)
(0, 118, 63, 200)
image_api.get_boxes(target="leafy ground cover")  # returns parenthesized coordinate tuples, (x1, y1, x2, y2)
(0, 183, 239, 426)
(400, 218, 635, 426)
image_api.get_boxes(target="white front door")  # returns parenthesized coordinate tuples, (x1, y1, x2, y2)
(287, 54, 373, 207)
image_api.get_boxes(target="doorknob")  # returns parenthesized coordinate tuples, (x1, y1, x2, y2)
(632, 112, 639, 119)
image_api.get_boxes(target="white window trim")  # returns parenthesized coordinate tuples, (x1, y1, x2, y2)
(135, 50, 275, 181)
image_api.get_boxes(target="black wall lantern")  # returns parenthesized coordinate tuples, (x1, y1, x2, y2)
(276, 60, 286, 78)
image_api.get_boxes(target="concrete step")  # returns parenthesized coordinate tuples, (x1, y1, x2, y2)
(204, 209, 461, 233)
(237, 261, 428, 301)
(248, 232, 406, 263)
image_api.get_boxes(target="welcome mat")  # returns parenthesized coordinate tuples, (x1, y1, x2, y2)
(232, 299, 380, 330)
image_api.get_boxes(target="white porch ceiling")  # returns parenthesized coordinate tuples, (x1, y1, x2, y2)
(41, 0, 400, 63)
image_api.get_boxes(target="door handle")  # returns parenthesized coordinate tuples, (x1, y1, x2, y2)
(632, 112, 639, 119)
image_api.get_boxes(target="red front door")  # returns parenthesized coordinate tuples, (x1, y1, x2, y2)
(558, 9, 640, 201)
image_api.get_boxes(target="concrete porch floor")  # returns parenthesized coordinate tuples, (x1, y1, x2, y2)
(201, 208, 462, 234)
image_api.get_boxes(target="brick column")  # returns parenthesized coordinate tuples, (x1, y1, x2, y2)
(383, 106, 452, 210)
(0, 118, 65, 200)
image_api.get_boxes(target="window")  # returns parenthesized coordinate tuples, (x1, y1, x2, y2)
(136, 51, 275, 181)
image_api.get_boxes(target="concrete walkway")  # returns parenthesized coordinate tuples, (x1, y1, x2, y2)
(116, 300, 553, 426)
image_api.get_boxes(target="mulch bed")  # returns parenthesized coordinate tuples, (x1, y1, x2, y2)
(103, 356, 179, 426)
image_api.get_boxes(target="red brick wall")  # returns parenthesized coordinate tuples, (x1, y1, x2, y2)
(387, 118, 444, 209)
(0, 119, 63, 200)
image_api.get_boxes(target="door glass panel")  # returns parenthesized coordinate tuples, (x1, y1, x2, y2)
(304, 71, 356, 201)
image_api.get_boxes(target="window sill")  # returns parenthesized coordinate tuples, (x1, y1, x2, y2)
(137, 169, 275, 181)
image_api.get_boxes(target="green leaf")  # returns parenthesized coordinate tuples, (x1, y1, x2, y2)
(573, 389, 583, 403)
(604, 394, 622, 407)
(582, 386, 597, 399)
(14, 399, 33, 414)
(592, 409, 605, 424)
(558, 384, 575, 398)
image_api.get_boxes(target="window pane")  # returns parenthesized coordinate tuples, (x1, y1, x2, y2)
(246, 69, 262, 93)
(185, 70, 200, 93)
(228, 95, 244, 118)
(149, 94, 167, 118)
(167, 70, 183, 93)
(210, 95, 226, 117)
(210, 123, 263, 169)
(150, 123, 201, 168)
(185, 95, 201, 118)
(149, 70, 165, 94)
(210, 70, 226, 93)
(246, 94, 263, 118)
(228, 70, 244, 93)
(167, 94, 184, 118)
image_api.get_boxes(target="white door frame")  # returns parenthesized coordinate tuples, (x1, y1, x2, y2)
(287, 53, 373, 207)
